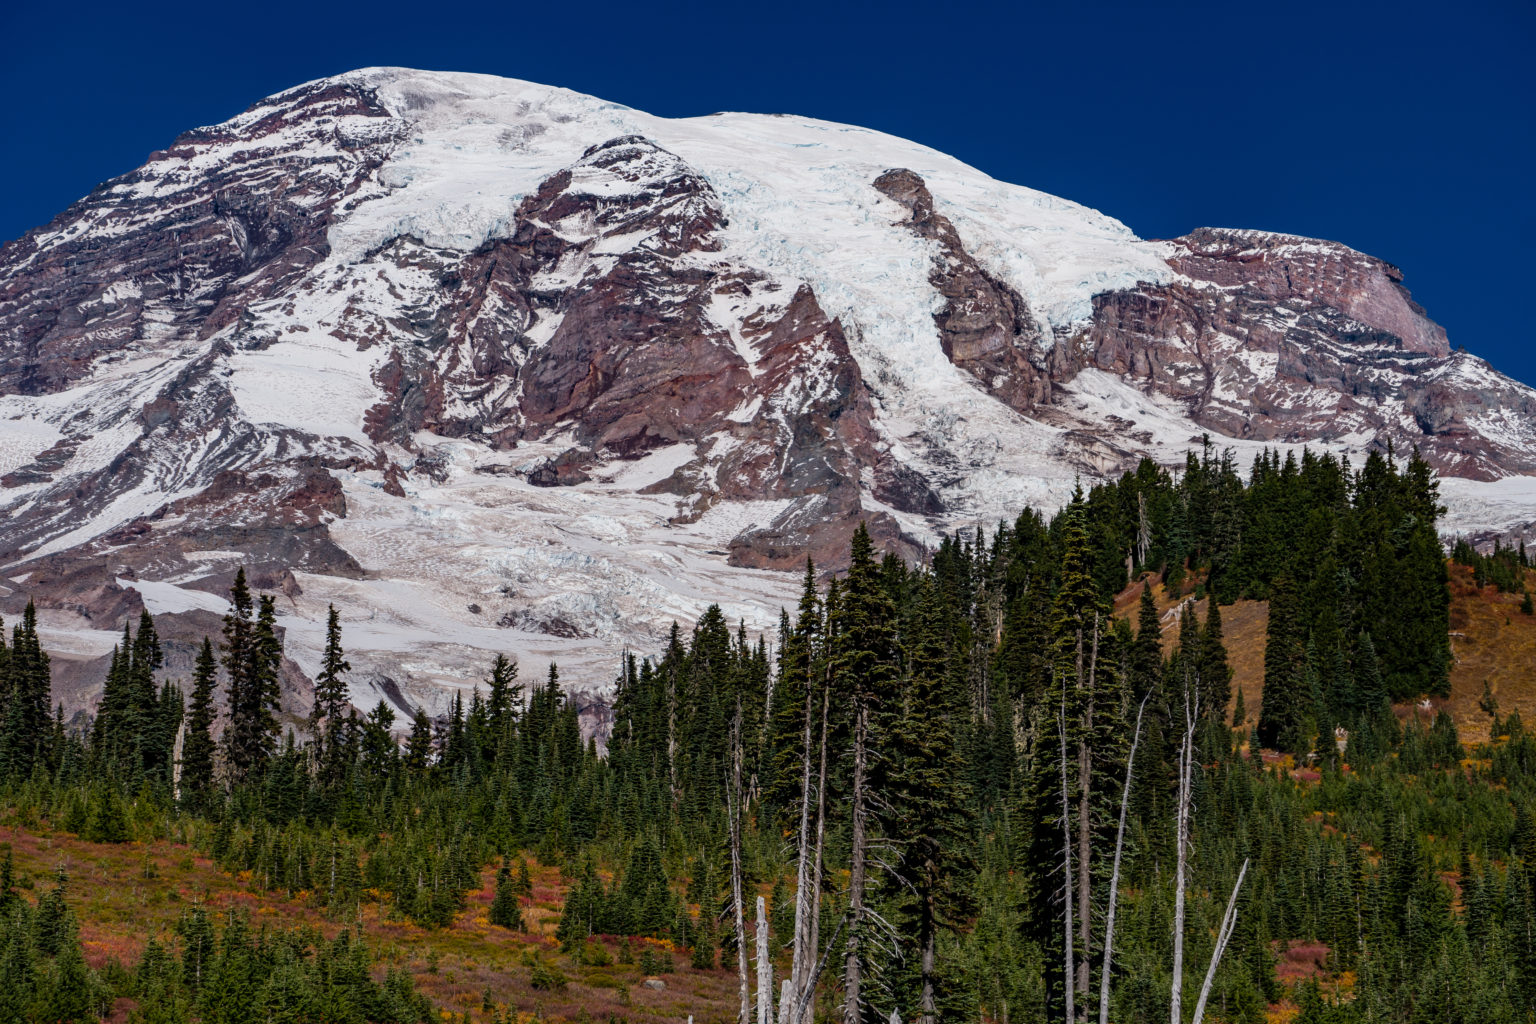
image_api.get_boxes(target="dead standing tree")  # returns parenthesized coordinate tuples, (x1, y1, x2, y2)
(1083, 602, 1250, 1024)
(729, 697, 751, 1024)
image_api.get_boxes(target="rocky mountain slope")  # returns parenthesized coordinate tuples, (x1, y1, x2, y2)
(3, 68, 1534, 719)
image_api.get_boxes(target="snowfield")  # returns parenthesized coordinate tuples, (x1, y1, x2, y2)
(3, 67, 1533, 714)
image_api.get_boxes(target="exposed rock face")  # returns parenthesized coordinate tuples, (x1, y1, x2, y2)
(1, 68, 1532, 719)
(0, 81, 403, 396)
(873, 168, 1049, 411)
(1056, 229, 1536, 480)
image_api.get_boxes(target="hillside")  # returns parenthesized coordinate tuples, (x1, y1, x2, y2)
(0, 825, 741, 1023)
(1117, 561, 1536, 746)
(2, 470, 1534, 1023)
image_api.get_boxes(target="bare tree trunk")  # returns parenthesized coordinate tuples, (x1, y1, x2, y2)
(784, 663, 818, 1023)
(171, 718, 186, 802)
(919, 901, 938, 1024)
(807, 680, 831, 1021)
(1099, 694, 1149, 1024)
(844, 697, 870, 1024)
(1190, 860, 1250, 1024)
(1171, 667, 1198, 1024)
(785, 673, 831, 1024)
(1075, 615, 1100, 1015)
(667, 661, 679, 807)
(731, 700, 751, 1024)
(792, 917, 845, 1024)
(1136, 492, 1151, 566)
(1059, 694, 1076, 1024)
(757, 895, 773, 1024)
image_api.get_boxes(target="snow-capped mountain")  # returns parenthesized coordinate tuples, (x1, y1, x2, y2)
(3, 68, 1534, 717)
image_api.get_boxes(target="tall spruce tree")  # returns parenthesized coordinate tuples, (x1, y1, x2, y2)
(311, 604, 350, 781)
(223, 575, 283, 782)
(180, 638, 219, 808)
(1127, 583, 1163, 700)
(889, 577, 977, 1024)
(405, 707, 434, 774)
(765, 559, 822, 818)
(485, 654, 521, 735)
(1257, 576, 1309, 753)
(220, 570, 255, 781)
(1200, 597, 1233, 719)
(489, 863, 523, 930)
(1, 602, 52, 779)
(1044, 501, 1126, 1019)
(832, 522, 899, 1024)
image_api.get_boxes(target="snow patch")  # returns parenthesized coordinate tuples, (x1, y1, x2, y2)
(117, 577, 232, 616)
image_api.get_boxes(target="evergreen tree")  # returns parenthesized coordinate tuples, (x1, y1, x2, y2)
(312, 605, 351, 783)
(1200, 596, 1233, 718)
(765, 559, 823, 819)
(889, 577, 977, 1024)
(1031, 500, 1126, 1018)
(832, 522, 900, 1023)
(226, 587, 283, 782)
(1258, 576, 1310, 753)
(83, 785, 132, 843)
(405, 707, 434, 774)
(220, 570, 256, 782)
(1127, 582, 1163, 701)
(1, 602, 53, 778)
(360, 700, 398, 781)
(488, 864, 523, 929)
(90, 629, 131, 769)
(485, 654, 521, 736)
(180, 638, 219, 809)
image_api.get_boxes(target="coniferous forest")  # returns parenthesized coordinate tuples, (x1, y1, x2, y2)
(1, 445, 1534, 1024)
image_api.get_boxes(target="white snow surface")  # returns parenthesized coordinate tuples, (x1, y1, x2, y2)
(272, 441, 801, 710)
(116, 578, 232, 617)
(4, 67, 1535, 710)
(329, 68, 1169, 327)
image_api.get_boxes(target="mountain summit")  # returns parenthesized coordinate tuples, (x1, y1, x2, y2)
(3, 68, 1533, 711)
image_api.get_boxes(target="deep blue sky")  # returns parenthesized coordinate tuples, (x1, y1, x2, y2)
(4, 0, 1532, 384)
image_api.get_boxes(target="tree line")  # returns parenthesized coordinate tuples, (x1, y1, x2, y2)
(0, 444, 1533, 1023)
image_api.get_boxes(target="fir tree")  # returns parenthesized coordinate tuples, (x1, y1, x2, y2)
(83, 786, 132, 843)
(311, 605, 350, 782)
(1, 601, 53, 778)
(831, 522, 900, 1023)
(360, 700, 398, 781)
(765, 559, 823, 819)
(405, 707, 433, 774)
(1034, 500, 1126, 1017)
(488, 864, 523, 929)
(220, 570, 256, 782)
(1127, 582, 1163, 701)
(1200, 596, 1233, 718)
(226, 589, 283, 782)
(1257, 576, 1309, 753)
(889, 577, 977, 1024)
(485, 654, 521, 739)
(90, 629, 131, 769)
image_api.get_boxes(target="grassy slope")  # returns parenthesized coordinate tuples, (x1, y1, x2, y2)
(3, 563, 1528, 1023)
(1111, 562, 1536, 744)
(1444, 563, 1536, 742)
(0, 824, 741, 1024)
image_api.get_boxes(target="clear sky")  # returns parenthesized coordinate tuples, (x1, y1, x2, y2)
(3, 0, 1532, 385)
